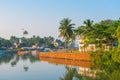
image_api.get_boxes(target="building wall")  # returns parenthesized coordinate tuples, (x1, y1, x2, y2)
(78, 39, 109, 52)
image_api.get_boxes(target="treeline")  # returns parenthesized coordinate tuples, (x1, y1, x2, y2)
(0, 35, 64, 49)
(1, 18, 120, 50)
(59, 18, 120, 48)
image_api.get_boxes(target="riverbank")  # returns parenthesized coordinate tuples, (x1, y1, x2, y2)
(39, 52, 90, 61)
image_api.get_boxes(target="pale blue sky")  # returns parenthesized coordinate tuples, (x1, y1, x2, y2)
(0, 0, 120, 39)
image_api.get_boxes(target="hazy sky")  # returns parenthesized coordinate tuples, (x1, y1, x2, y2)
(0, 0, 120, 39)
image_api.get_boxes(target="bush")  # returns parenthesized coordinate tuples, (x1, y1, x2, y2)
(111, 48, 120, 64)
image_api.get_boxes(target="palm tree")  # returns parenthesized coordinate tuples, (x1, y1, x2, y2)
(84, 19, 94, 31)
(74, 26, 85, 39)
(59, 18, 75, 49)
(74, 19, 94, 38)
(20, 29, 28, 47)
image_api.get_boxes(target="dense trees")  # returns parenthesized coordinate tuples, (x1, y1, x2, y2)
(89, 19, 120, 79)
(0, 18, 120, 51)
(0, 35, 63, 49)
(0, 38, 12, 48)
(75, 19, 118, 48)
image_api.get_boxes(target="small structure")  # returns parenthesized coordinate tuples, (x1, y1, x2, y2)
(78, 39, 96, 52)
(78, 39, 85, 52)
(78, 38, 95, 52)
(78, 38, 110, 52)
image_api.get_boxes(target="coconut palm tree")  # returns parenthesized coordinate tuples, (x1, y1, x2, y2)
(75, 19, 94, 37)
(74, 26, 85, 41)
(84, 19, 94, 31)
(59, 18, 75, 49)
(82, 19, 94, 38)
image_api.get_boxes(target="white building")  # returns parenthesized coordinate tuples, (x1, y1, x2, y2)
(78, 38, 109, 52)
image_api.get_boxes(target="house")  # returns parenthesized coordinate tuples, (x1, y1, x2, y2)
(78, 38, 109, 52)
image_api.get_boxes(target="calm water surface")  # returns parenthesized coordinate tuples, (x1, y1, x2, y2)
(0, 52, 66, 80)
(0, 51, 119, 80)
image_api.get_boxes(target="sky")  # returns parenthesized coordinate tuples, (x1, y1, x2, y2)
(0, 0, 120, 39)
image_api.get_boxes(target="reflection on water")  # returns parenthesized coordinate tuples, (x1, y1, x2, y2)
(40, 55, 120, 80)
(0, 50, 120, 80)
(40, 57, 97, 80)
(0, 50, 39, 72)
(40, 57, 90, 68)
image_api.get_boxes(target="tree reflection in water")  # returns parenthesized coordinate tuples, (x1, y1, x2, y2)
(0, 51, 39, 72)
(59, 66, 98, 80)
(59, 66, 77, 80)
(0, 51, 120, 79)
(11, 54, 20, 67)
(59, 66, 120, 80)
(0, 53, 15, 64)
(56, 60, 120, 80)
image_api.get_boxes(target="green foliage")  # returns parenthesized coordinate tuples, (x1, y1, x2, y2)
(115, 26, 120, 48)
(20, 35, 56, 48)
(90, 49, 120, 72)
(0, 39, 12, 47)
(59, 18, 75, 48)
(10, 36, 19, 43)
(0, 35, 63, 49)
(111, 48, 120, 64)
(96, 71, 110, 80)
(116, 26, 120, 38)
(75, 19, 118, 48)
(84, 19, 94, 31)
(110, 70, 120, 80)
(90, 50, 104, 69)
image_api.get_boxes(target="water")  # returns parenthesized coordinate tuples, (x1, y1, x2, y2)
(1, 61, 61, 80)
(0, 51, 119, 80)
(0, 52, 66, 80)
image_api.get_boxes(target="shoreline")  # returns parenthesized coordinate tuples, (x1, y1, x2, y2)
(39, 52, 90, 61)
